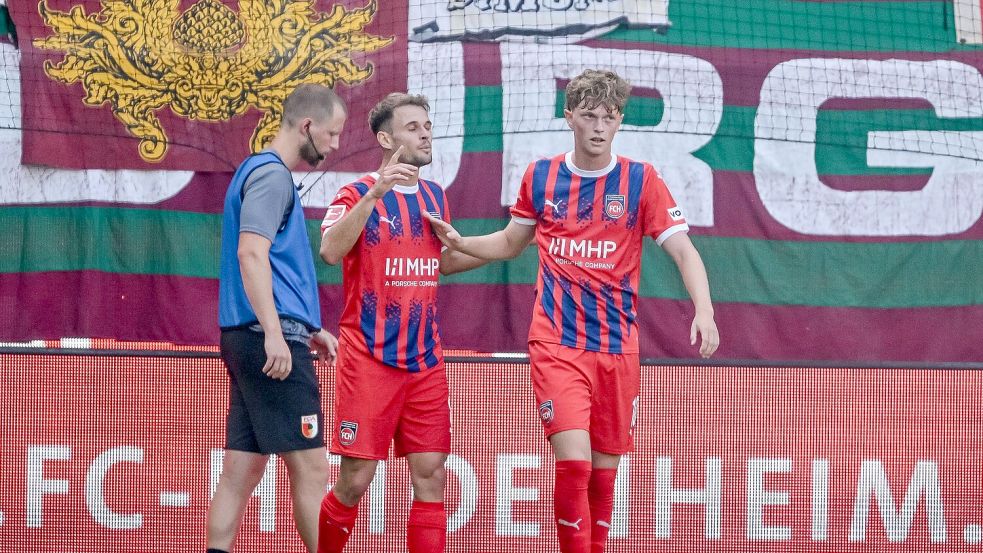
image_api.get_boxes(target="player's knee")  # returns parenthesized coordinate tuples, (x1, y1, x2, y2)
(333, 464, 376, 504)
(410, 461, 446, 490)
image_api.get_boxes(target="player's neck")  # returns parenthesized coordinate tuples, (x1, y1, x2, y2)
(570, 149, 613, 172)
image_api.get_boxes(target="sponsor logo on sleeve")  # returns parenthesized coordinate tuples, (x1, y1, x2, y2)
(667, 207, 685, 221)
(322, 205, 347, 228)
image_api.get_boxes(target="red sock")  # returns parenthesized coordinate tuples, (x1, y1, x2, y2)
(588, 468, 618, 553)
(318, 490, 359, 553)
(407, 500, 446, 553)
(554, 460, 593, 553)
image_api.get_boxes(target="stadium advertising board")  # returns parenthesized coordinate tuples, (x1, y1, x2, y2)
(1, 353, 979, 552)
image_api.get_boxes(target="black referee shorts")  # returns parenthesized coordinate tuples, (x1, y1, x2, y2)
(220, 329, 324, 454)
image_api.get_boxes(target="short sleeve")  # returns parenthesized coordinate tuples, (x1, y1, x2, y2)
(508, 162, 537, 226)
(320, 184, 363, 232)
(239, 164, 294, 242)
(641, 164, 690, 246)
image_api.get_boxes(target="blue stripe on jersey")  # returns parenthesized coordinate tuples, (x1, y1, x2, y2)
(426, 181, 446, 218)
(620, 274, 636, 337)
(626, 162, 645, 230)
(380, 192, 403, 238)
(600, 284, 623, 354)
(383, 301, 401, 366)
(353, 182, 370, 196)
(531, 159, 551, 217)
(419, 182, 438, 216)
(558, 276, 578, 347)
(404, 300, 423, 373)
(550, 166, 572, 220)
(577, 177, 597, 222)
(601, 163, 623, 223)
(540, 263, 558, 329)
(360, 291, 377, 353)
(404, 191, 425, 239)
(580, 280, 601, 351)
(423, 304, 439, 368)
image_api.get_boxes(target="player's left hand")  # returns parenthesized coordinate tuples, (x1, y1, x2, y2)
(311, 329, 339, 368)
(690, 311, 719, 358)
(423, 212, 464, 249)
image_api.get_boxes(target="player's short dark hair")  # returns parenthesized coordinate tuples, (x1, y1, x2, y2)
(281, 83, 346, 128)
(368, 92, 430, 134)
(565, 69, 631, 114)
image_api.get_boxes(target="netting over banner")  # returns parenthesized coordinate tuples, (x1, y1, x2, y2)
(0, 1, 981, 362)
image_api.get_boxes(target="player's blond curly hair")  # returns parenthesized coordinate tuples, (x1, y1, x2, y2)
(565, 69, 631, 114)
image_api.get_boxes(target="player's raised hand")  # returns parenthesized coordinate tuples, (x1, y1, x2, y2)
(690, 311, 719, 358)
(423, 211, 465, 249)
(371, 145, 416, 198)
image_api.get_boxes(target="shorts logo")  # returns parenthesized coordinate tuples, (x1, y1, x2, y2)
(605, 195, 625, 219)
(301, 414, 319, 439)
(339, 421, 358, 446)
(539, 400, 554, 424)
(322, 205, 347, 228)
(667, 207, 684, 221)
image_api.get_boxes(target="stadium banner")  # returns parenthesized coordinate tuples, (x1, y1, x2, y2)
(406, 0, 669, 42)
(2, 1, 982, 362)
(0, 353, 980, 552)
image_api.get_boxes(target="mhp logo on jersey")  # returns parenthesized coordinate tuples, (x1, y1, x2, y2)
(539, 400, 554, 424)
(604, 195, 625, 219)
(301, 414, 319, 439)
(339, 421, 358, 446)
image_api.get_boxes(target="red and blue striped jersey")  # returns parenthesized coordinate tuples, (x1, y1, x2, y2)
(510, 152, 689, 354)
(321, 174, 449, 372)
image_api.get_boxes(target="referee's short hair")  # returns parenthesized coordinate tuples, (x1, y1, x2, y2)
(282, 84, 347, 128)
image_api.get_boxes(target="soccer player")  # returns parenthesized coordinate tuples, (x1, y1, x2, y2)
(210, 84, 344, 553)
(426, 69, 720, 553)
(316, 92, 484, 553)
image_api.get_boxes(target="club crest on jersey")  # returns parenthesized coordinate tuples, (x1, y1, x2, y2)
(604, 195, 626, 219)
(322, 205, 347, 228)
(539, 400, 554, 424)
(301, 414, 319, 439)
(339, 421, 358, 446)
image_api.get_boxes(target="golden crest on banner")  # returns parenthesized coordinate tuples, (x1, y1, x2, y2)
(34, 0, 393, 162)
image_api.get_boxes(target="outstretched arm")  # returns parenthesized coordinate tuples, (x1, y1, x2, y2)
(661, 232, 720, 358)
(425, 214, 535, 261)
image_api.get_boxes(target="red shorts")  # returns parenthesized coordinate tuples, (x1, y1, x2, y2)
(331, 345, 450, 460)
(529, 341, 641, 455)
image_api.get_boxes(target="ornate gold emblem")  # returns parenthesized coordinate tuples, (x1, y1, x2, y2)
(34, 0, 393, 162)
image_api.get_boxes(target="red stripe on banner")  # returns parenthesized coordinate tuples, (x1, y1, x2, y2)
(0, 271, 220, 344)
(634, 297, 983, 363)
(434, 285, 983, 363)
(708, 171, 983, 242)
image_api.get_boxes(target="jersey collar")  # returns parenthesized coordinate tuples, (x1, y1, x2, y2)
(368, 171, 419, 194)
(564, 151, 618, 178)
